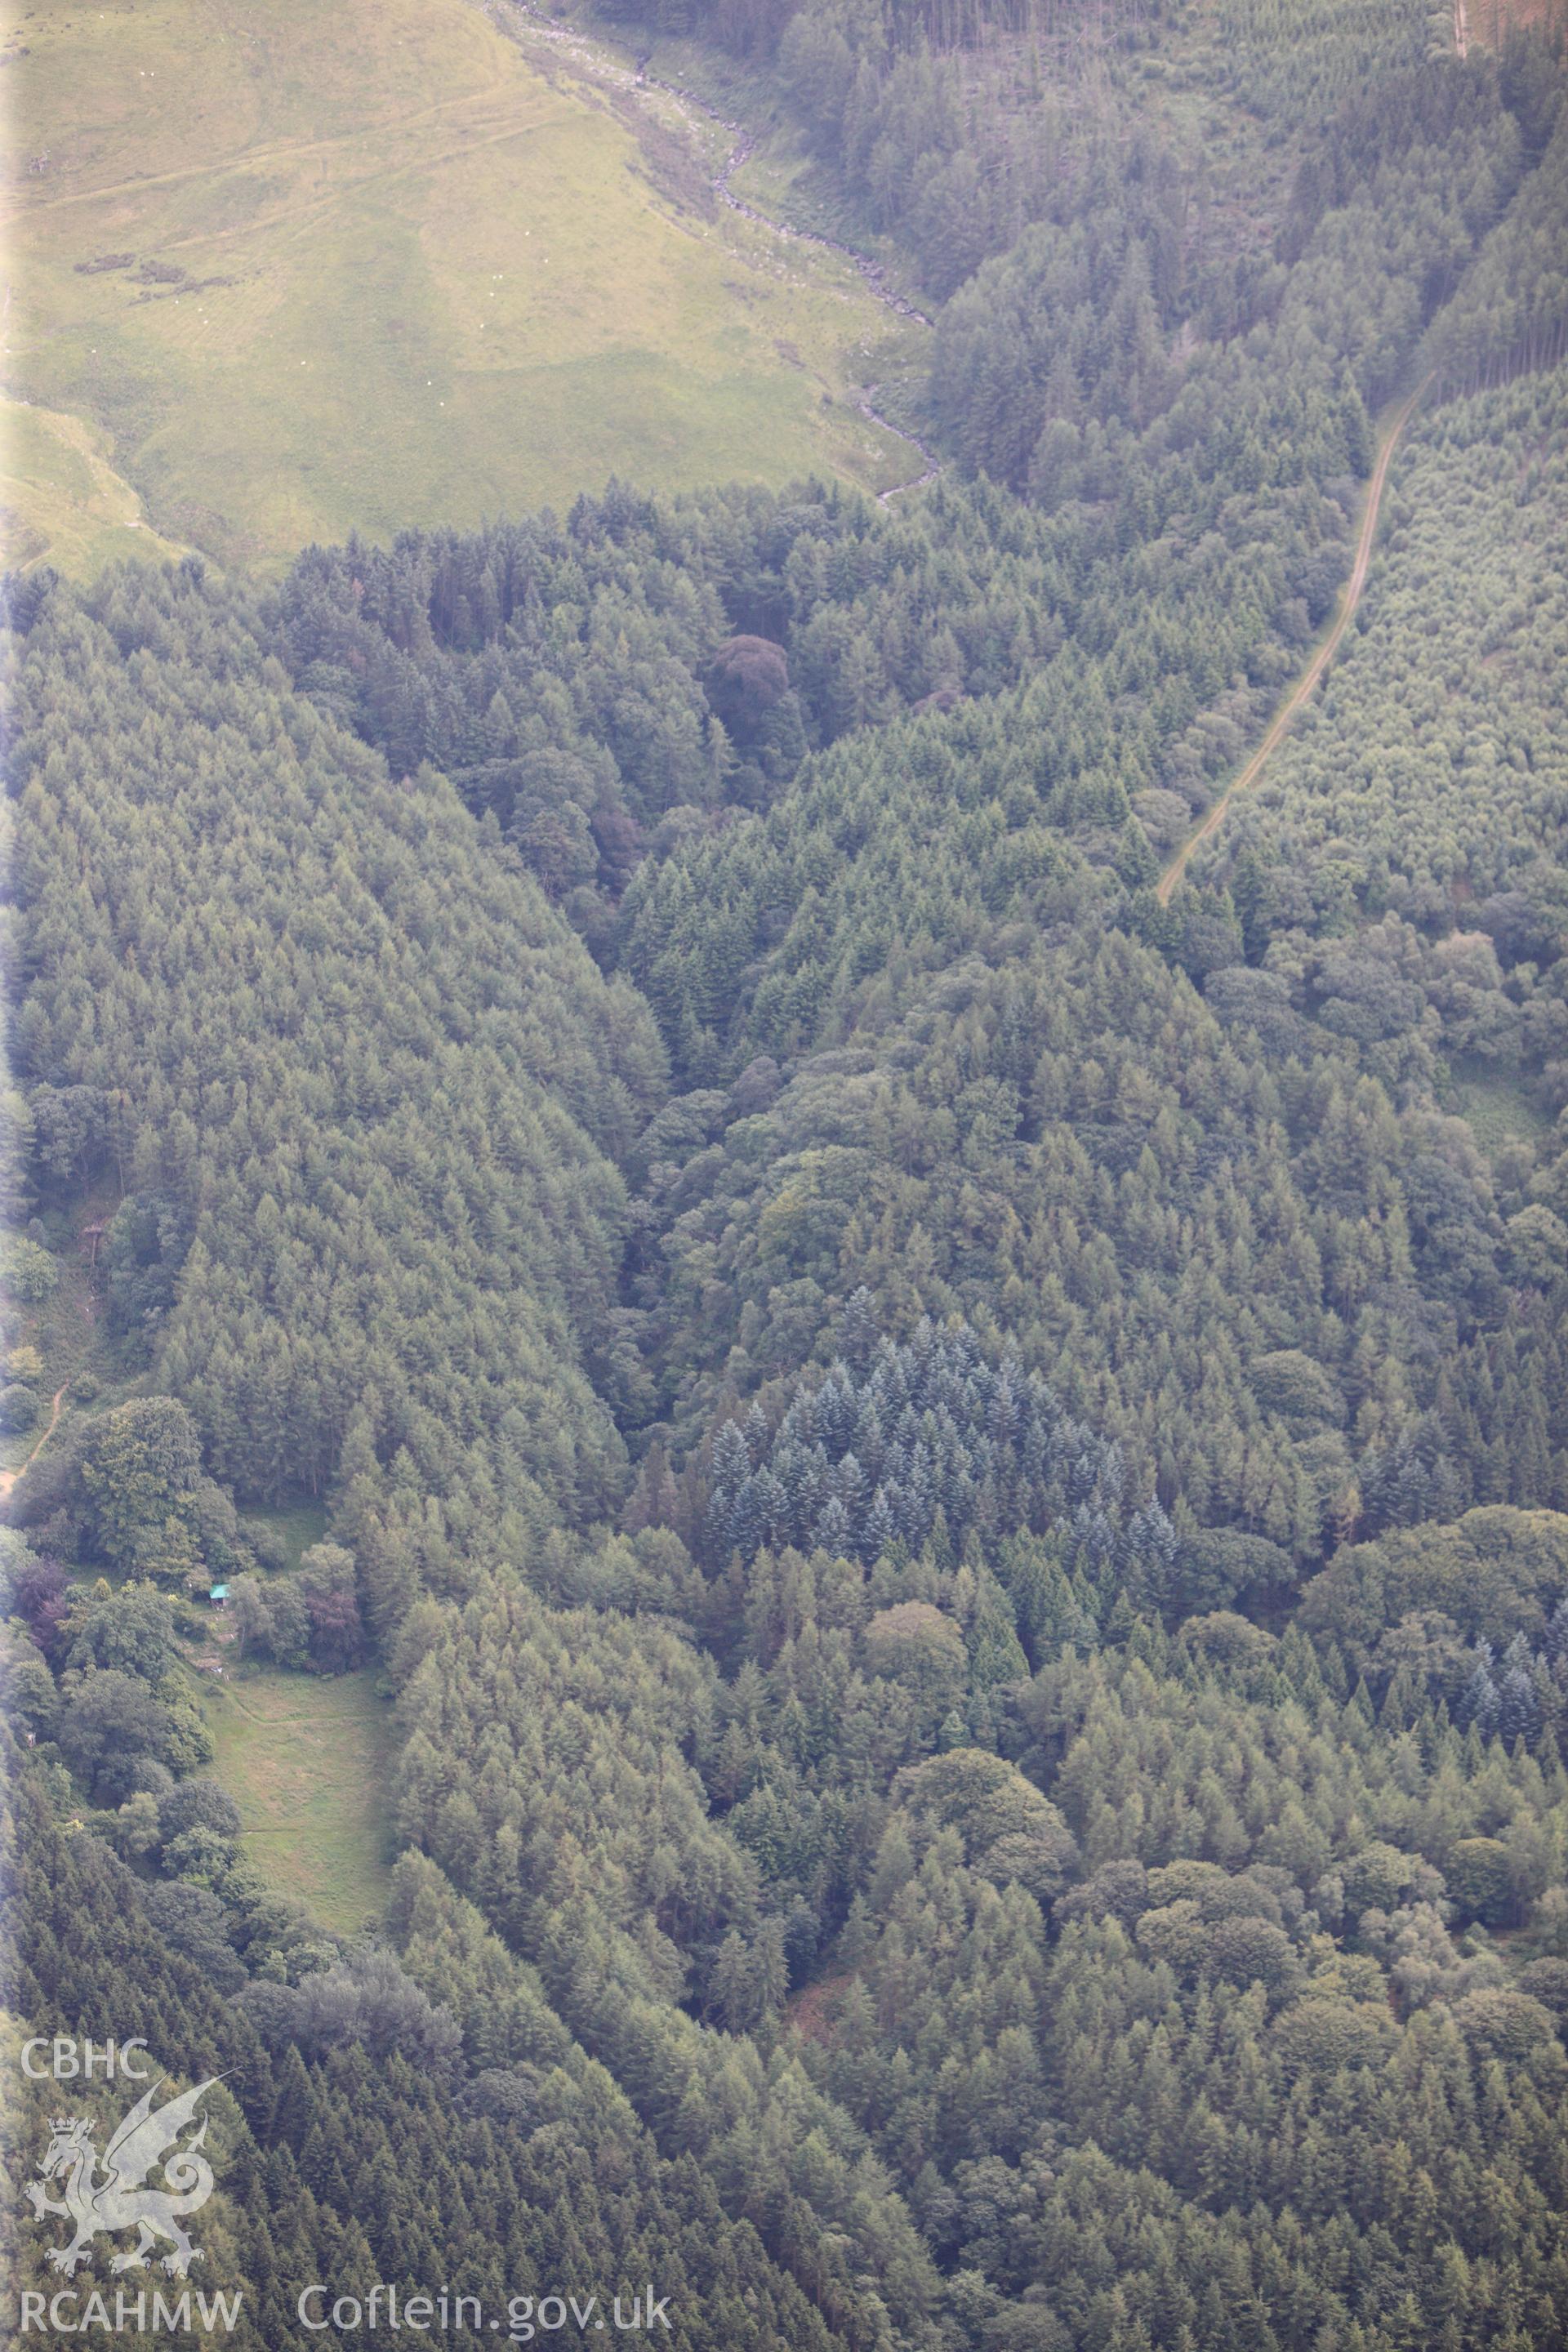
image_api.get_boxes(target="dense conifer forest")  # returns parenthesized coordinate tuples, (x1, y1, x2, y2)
(6, 0, 1568, 2347)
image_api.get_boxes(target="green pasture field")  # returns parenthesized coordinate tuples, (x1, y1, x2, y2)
(203, 1665, 394, 1934)
(2, 0, 923, 573)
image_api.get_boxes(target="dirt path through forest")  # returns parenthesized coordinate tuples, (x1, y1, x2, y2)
(1156, 381, 1426, 905)
(0, 1384, 69, 1502)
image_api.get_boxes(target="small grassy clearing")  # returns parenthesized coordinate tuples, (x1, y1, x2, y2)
(1449, 1062, 1553, 1158)
(239, 1497, 331, 1573)
(203, 1666, 395, 1935)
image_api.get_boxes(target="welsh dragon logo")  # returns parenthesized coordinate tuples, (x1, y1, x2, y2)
(25, 2076, 222, 2278)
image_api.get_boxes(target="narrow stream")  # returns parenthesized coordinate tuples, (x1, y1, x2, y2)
(508, 0, 944, 496)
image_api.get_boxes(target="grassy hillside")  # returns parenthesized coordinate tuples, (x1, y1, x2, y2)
(2, 0, 922, 571)
(204, 1667, 394, 1934)
(1, 397, 189, 575)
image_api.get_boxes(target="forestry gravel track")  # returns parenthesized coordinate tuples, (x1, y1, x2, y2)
(1156, 380, 1427, 904)
(0, 1384, 69, 1501)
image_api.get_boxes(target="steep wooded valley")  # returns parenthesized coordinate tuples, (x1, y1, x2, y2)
(6, 0, 1568, 2345)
